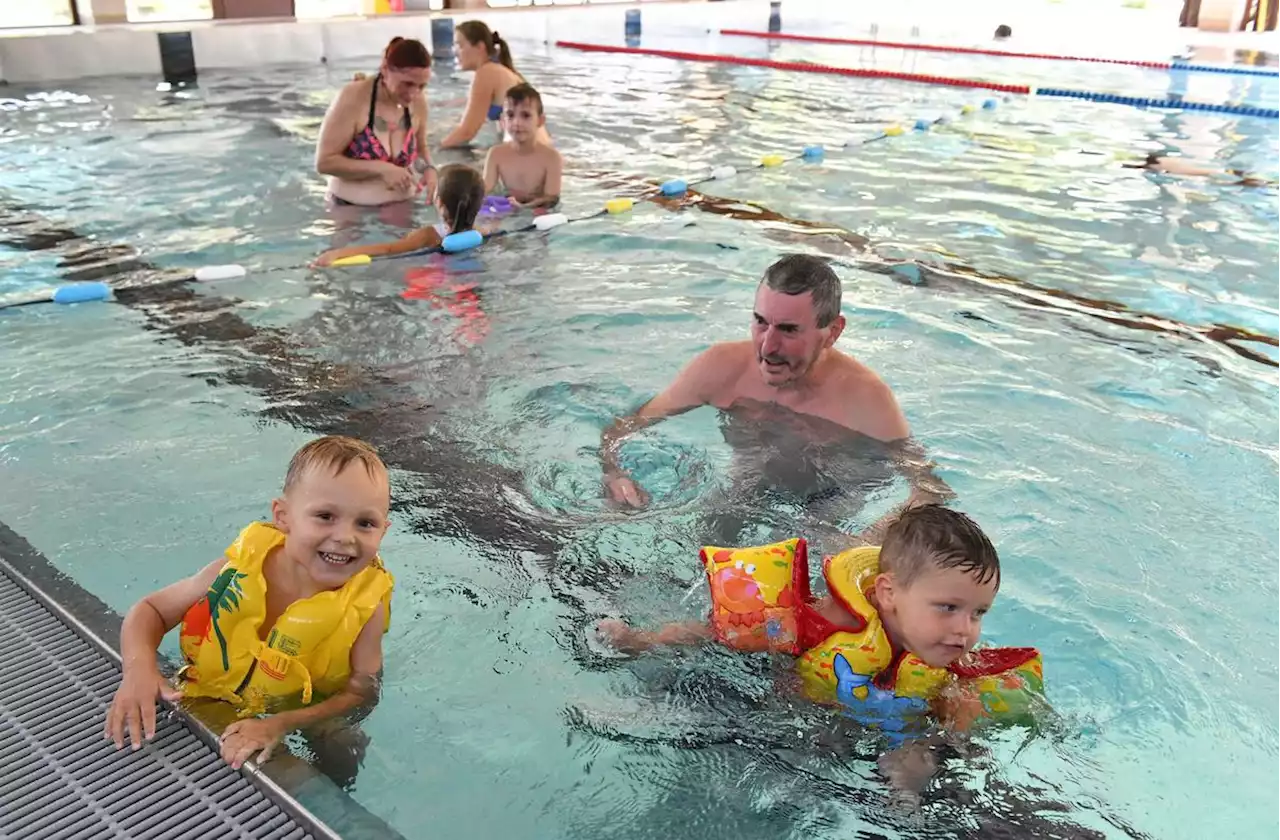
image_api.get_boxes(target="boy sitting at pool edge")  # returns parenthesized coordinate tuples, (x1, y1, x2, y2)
(104, 435, 395, 771)
(597, 505, 1043, 737)
(315, 163, 487, 266)
(484, 83, 562, 210)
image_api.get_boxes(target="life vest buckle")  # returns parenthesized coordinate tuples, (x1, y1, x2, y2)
(256, 646, 294, 681)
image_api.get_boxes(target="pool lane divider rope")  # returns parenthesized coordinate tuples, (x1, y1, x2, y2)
(719, 29, 1280, 78)
(554, 41, 1280, 119)
(1, 97, 1007, 309)
(557, 40, 1030, 94)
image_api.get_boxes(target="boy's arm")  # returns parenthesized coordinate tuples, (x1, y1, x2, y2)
(218, 601, 387, 770)
(878, 735, 949, 809)
(933, 654, 1048, 733)
(315, 225, 443, 266)
(106, 557, 225, 749)
(596, 618, 713, 654)
(482, 146, 501, 194)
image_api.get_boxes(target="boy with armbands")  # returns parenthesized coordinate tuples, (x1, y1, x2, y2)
(104, 435, 395, 774)
(598, 505, 1044, 735)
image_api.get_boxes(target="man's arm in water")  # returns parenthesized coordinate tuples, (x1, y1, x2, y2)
(600, 343, 739, 507)
(841, 375, 954, 543)
(876, 438, 955, 530)
(855, 439, 955, 545)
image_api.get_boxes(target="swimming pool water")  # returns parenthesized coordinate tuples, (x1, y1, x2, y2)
(0, 37, 1276, 840)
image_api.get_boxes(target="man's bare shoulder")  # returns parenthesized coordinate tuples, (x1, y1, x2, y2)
(828, 350, 886, 387)
(687, 341, 753, 385)
(826, 350, 908, 440)
(693, 340, 753, 367)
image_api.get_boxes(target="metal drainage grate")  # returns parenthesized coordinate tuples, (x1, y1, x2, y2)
(0, 564, 319, 840)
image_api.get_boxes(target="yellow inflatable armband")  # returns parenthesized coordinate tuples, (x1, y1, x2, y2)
(700, 538, 811, 653)
(944, 648, 1045, 729)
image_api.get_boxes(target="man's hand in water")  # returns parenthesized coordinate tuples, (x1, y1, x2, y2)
(604, 469, 650, 508)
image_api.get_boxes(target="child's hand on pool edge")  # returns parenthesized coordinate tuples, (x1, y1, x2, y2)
(219, 716, 287, 770)
(104, 666, 183, 750)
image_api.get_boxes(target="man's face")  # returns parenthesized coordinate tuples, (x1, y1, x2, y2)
(750, 285, 842, 387)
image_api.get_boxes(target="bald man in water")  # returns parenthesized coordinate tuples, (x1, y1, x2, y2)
(600, 254, 950, 539)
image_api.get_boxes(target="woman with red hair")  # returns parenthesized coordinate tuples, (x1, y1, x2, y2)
(316, 37, 438, 212)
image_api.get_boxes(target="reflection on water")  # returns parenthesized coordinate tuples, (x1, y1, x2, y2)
(705, 400, 898, 550)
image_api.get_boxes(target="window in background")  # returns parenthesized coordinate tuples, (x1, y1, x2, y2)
(0, 0, 74, 28)
(126, 0, 213, 22)
(297, 1, 447, 14)
(296, 0, 362, 17)
(485, 0, 667, 7)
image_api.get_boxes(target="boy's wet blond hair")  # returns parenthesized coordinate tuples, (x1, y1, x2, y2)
(283, 436, 387, 492)
(880, 504, 1000, 589)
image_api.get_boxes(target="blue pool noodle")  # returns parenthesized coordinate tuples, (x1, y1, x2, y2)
(442, 229, 484, 253)
(52, 282, 111, 304)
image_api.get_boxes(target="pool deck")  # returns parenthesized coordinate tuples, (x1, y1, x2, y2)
(0, 519, 334, 840)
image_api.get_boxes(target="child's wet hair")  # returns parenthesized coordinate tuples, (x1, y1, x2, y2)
(284, 435, 387, 492)
(504, 82, 544, 115)
(437, 163, 485, 233)
(880, 505, 1000, 588)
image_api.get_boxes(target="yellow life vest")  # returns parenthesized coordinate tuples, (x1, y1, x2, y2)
(800, 546, 1043, 725)
(797, 547, 950, 717)
(178, 521, 394, 714)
